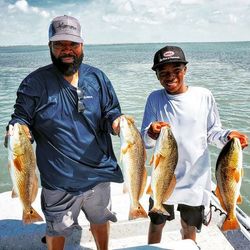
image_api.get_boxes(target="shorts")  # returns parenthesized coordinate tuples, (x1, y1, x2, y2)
(148, 197, 204, 230)
(41, 182, 117, 237)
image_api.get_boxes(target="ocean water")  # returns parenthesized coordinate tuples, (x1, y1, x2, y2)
(0, 42, 249, 215)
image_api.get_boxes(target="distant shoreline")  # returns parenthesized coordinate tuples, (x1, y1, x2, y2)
(0, 40, 250, 48)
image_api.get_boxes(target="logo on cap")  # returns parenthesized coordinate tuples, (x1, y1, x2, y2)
(56, 22, 77, 31)
(163, 51, 175, 58)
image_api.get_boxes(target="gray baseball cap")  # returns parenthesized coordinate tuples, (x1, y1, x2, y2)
(49, 15, 83, 43)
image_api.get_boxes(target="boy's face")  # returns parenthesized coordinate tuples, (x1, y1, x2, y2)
(156, 63, 187, 95)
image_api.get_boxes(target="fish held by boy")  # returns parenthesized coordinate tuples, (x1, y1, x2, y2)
(147, 126, 178, 216)
(215, 137, 243, 231)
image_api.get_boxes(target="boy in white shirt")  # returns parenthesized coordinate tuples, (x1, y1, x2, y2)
(141, 45, 248, 243)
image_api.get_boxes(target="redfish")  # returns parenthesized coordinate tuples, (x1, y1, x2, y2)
(215, 137, 243, 231)
(147, 126, 178, 215)
(120, 116, 148, 220)
(8, 123, 43, 224)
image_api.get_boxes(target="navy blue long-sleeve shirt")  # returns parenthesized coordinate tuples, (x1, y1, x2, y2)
(9, 63, 124, 193)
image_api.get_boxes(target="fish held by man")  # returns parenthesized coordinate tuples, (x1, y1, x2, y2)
(215, 137, 243, 231)
(8, 123, 43, 224)
(119, 115, 148, 220)
(147, 126, 178, 216)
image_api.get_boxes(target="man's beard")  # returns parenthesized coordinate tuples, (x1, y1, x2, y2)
(50, 49, 84, 76)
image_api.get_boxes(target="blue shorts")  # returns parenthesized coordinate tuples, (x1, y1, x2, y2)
(41, 182, 117, 237)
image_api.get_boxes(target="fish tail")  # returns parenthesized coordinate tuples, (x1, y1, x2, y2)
(129, 203, 148, 220)
(149, 205, 170, 216)
(23, 206, 43, 224)
(221, 216, 240, 231)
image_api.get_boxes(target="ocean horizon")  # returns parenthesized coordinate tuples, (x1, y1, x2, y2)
(1, 39, 250, 46)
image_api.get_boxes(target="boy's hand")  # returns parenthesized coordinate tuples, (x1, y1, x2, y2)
(148, 121, 170, 140)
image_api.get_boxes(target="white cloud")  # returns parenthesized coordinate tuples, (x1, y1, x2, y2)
(8, 0, 28, 12)
(8, 0, 50, 17)
(15, 0, 28, 12)
(229, 14, 238, 24)
(179, 0, 205, 4)
(0, 0, 250, 45)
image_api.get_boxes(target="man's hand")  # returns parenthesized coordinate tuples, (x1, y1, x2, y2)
(228, 131, 248, 149)
(112, 115, 123, 135)
(148, 121, 170, 140)
(4, 124, 32, 148)
(4, 124, 13, 148)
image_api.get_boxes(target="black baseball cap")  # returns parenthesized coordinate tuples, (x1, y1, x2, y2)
(152, 45, 188, 71)
(49, 15, 83, 43)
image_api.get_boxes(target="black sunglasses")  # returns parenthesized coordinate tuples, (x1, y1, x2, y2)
(76, 87, 85, 112)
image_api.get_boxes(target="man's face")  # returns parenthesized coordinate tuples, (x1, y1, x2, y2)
(49, 41, 84, 76)
(156, 63, 187, 95)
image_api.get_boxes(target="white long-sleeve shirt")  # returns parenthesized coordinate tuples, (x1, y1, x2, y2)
(141, 86, 231, 207)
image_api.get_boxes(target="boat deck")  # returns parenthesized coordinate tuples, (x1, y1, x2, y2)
(0, 182, 246, 249)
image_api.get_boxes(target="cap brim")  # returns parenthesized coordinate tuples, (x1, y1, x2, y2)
(49, 34, 83, 43)
(152, 60, 188, 71)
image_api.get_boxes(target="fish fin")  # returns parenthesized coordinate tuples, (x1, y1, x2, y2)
(149, 155, 154, 166)
(236, 194, 243, 204)
(154, 154, 162, 169)
(123, 183, 129, 193)
(121, 143, 132, 154)
(126, 115, 135, 124)
(214, 186, 220, 198)
(139, 168, 148, 198)
(215, 186, 227, 211)
(23, 206, 43, 224)
(162, 175, 176, 202)
(13, 157, 22, 172)
(234, 169, 240, 183)
(146, 184, 153, 195)
(121, 144, 128, 154)
(129, 203, 148, 220)
(11, 188, 18, 198)
(31, 174, 39, 203)
(221, 216, 240, 231)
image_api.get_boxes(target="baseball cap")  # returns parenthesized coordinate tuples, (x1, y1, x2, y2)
(49, 15, 83, 43)
(152, 45, 188, 71)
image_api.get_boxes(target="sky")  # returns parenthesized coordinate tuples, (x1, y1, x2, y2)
(0, 0, 250, 46)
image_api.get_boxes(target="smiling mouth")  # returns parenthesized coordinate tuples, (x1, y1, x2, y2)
(165, 81, 176, 85)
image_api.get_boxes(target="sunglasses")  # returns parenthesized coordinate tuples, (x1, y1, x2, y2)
(76, 87, 85, 112)
(52, 42, 81, 50)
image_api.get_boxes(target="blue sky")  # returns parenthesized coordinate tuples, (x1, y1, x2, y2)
(1, 0, 250, 45)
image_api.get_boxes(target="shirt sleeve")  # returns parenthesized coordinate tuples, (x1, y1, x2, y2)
(141, 94, 157, 149)
(207, 94, 231, 148)
(99, 72, 122, 134)
(8, 76, 40, 130)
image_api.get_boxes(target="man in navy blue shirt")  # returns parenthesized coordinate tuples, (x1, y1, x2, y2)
(5, 15, 123, 250)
